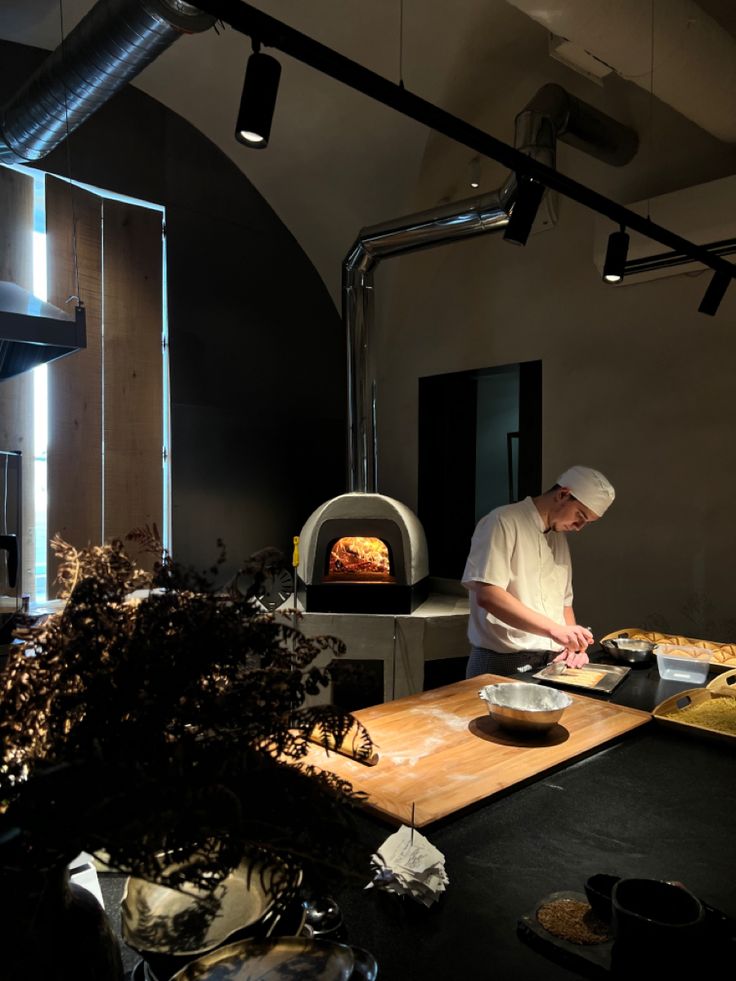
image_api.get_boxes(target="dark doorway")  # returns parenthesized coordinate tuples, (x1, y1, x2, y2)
(418, 360, 542, 579)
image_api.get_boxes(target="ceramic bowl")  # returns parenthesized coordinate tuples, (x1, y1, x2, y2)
(121, 855, 298, 958)
(584, 873, 621, 921)
(612, 877, 705, 945)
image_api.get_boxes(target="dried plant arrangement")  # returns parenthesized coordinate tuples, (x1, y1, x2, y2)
(0, 529, 374, 902)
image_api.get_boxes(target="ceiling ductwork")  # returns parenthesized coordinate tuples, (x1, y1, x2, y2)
(344, 84, 638, 493)
(506, 0, 736, 144)
(0, 0, 214, 164)
(0, 0, 214, 381)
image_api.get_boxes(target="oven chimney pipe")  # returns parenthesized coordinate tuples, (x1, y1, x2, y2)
(343, 83, 638, 493)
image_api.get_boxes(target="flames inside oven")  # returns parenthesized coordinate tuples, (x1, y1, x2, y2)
(327, 536, 395, 582)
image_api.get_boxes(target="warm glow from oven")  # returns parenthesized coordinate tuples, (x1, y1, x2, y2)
(328, 537, 392, 580)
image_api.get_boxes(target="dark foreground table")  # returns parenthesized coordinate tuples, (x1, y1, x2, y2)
(328, 657, 736, 980)
(335, 726, 735, 979)
(108, 657, 735, 980)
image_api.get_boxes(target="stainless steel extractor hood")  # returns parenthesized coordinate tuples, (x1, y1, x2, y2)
(0, 281, 86, 381)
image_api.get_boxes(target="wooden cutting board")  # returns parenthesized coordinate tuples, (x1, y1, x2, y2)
(300, 674, 651, 827)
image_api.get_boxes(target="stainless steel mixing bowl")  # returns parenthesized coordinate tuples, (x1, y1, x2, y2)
(478, 682, 573, 732)
(601, 637, 655, 666)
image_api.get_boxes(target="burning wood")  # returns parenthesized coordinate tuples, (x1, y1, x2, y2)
(327, 537, 394, 581)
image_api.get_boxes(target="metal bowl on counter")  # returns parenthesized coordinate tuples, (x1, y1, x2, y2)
(478, 682, 573, 733)
(601, 637, 656, 667)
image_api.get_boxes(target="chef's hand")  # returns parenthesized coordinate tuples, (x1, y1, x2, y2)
(553, 649, 590, 669)
(549, 623, 593, 652)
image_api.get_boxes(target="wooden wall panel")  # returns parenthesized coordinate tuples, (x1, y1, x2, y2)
(0, 166, 36, 598)
(102, 199, 163, 569)
(45, 176, 103, 588)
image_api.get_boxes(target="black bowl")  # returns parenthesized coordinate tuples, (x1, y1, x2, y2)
(611, 878, 705, 975)
(584, 873, 621, 921)
(610, 878, 709, 976)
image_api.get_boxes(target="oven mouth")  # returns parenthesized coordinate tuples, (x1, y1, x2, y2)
(324, 536, 396, 583)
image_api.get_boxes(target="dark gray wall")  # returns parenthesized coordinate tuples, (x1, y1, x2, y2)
(0, 41, 346, 580)
(374, 49, 736, 642)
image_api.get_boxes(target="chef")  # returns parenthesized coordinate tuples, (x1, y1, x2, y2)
(463, 465, 615, 678)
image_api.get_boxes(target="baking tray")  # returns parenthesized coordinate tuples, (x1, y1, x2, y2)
(533, 663, 630, 695)
(652, 687, 736, 746)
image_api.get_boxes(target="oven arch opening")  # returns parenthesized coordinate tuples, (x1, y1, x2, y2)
(324, 536, 396, 583)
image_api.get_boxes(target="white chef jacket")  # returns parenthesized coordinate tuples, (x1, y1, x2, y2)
(462, 496, 573, 653)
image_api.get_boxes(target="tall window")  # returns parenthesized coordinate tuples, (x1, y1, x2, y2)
(32, 175, 49, 599)
(1, 163, 169, 601)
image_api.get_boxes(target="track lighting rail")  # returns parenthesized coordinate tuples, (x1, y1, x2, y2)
(197, 0, 735, 285)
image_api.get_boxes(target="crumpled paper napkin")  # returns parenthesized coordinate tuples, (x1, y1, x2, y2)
(366, 823, 449, 907)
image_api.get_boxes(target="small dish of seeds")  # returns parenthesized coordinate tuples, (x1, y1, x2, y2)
(536, 897, 611, 945)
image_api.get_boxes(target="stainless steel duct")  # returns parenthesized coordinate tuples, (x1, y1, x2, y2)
(506, 0, 736, 144)
(1, 0, 214, 164)
(344, 83, 638, 493)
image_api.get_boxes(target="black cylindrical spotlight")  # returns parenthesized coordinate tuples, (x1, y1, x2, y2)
(602, 227, 630, 283)
(235, 50, 281, 148)
(503, 176, 545, 246)
(698, 269, 731, 316)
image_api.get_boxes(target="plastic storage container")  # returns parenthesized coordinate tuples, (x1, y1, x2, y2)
(655, 646, 710, 684)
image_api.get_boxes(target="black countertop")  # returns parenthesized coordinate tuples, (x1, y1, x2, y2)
(110, 654, 736, 980)
(328, 655, 736, 980)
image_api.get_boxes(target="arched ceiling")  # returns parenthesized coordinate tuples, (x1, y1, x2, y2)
(1, 1, 735, 304)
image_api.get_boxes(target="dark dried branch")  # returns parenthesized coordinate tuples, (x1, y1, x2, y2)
(0, 537, 372, 898)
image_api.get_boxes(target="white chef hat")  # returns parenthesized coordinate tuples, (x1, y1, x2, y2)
(556, 465, 615, 517)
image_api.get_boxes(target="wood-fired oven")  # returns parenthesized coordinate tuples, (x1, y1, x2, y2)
(297, 493, 429, 613)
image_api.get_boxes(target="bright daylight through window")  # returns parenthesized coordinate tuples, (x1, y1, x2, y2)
(5, 164, 169, 602)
